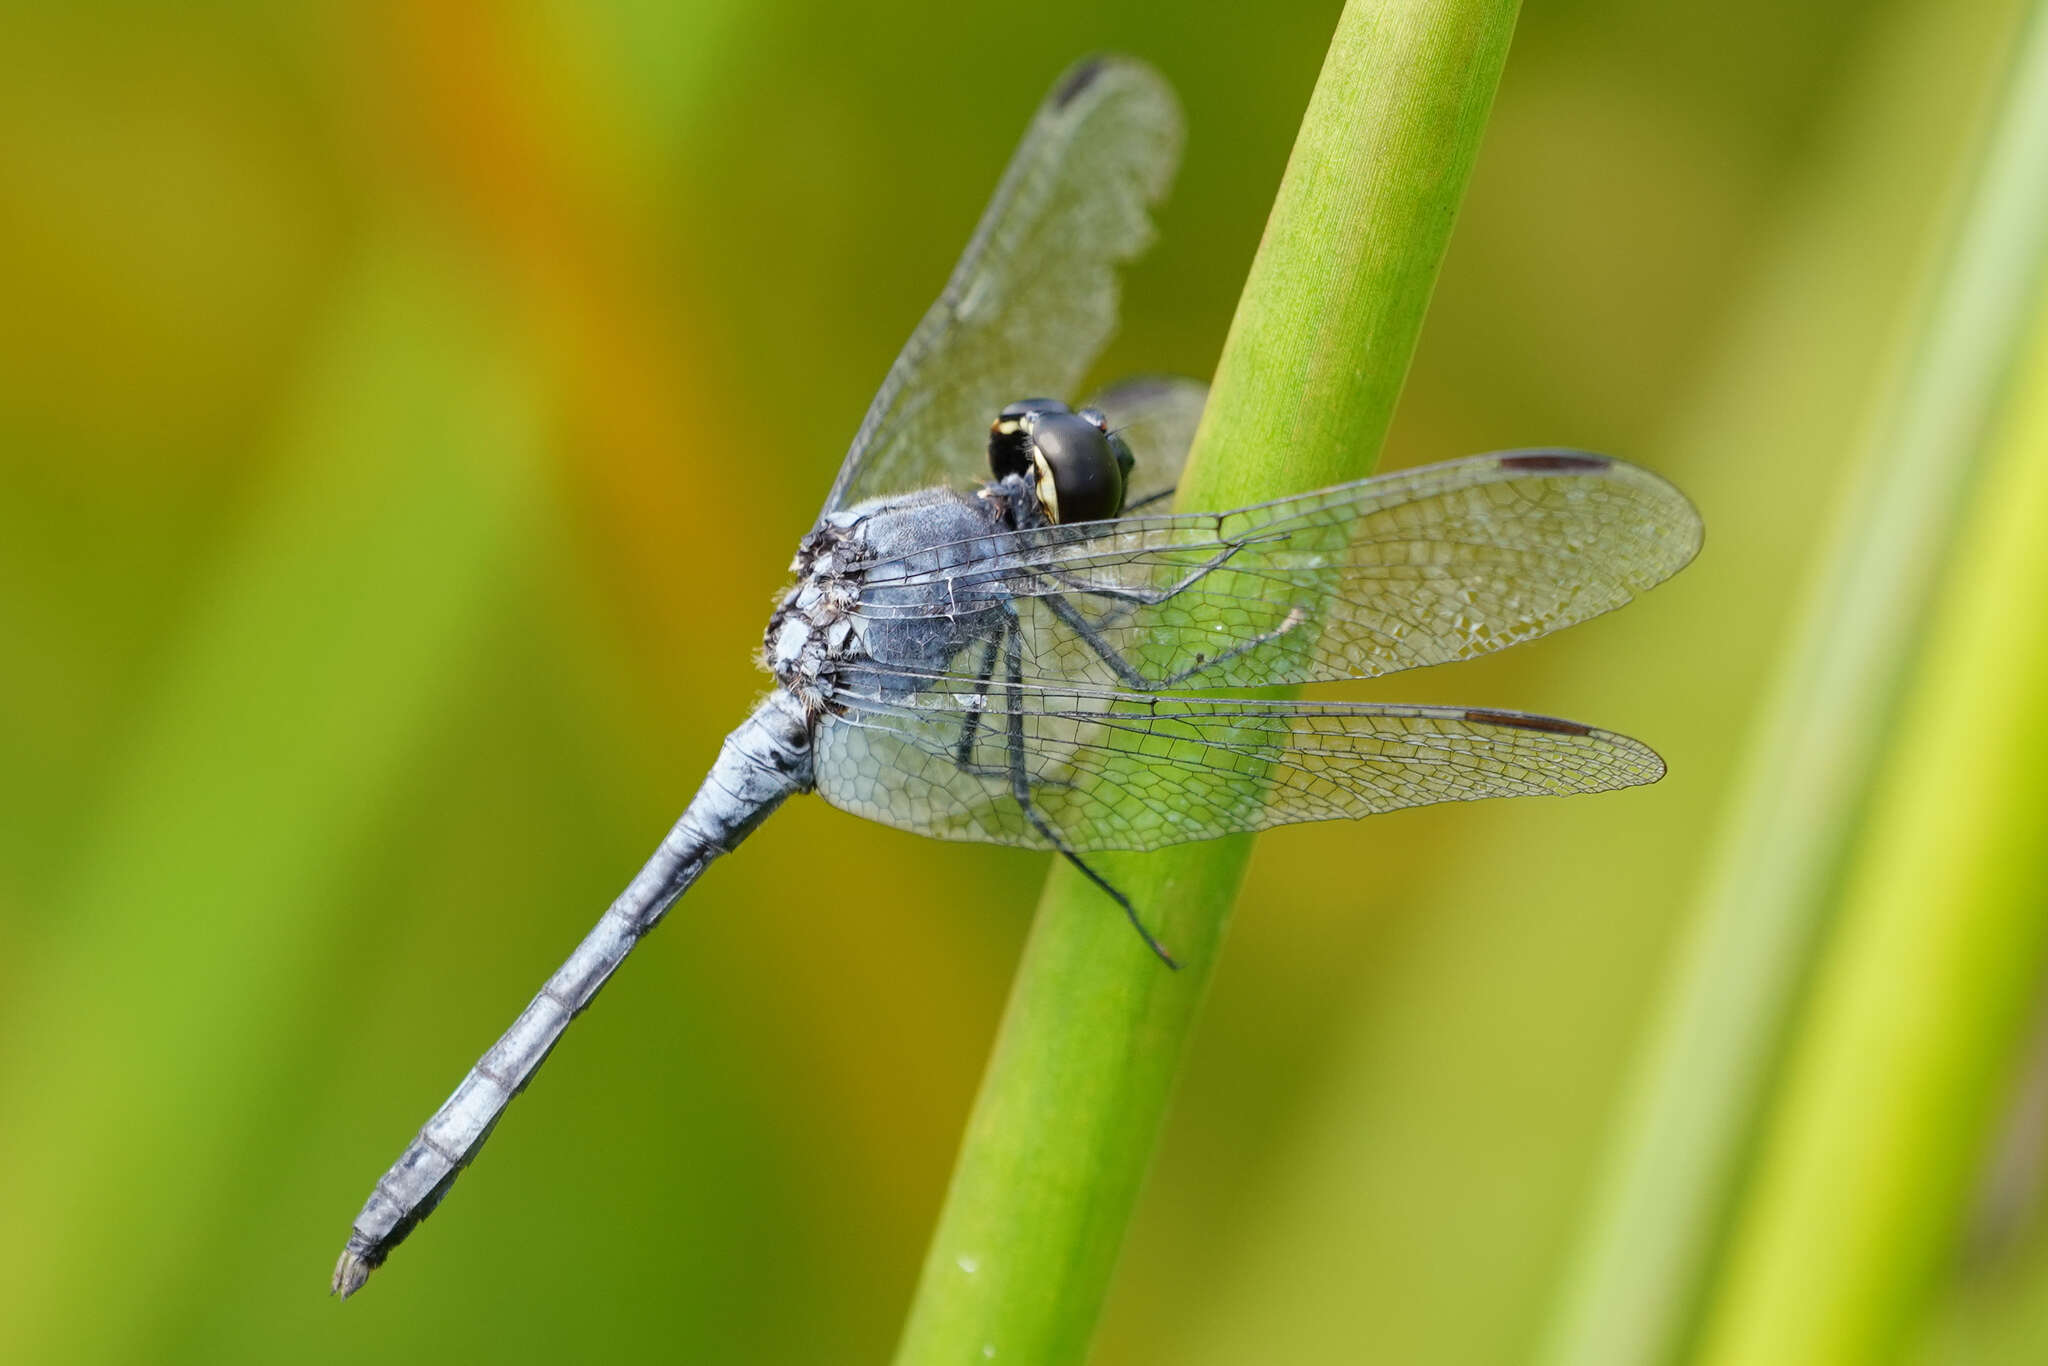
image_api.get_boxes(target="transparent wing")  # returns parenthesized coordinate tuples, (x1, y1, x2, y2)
(1083, 374, 1208, 510)
(813, 682, 1663, 852)
(822, 58, 1183, 513)
(852, 452, 1703, 691)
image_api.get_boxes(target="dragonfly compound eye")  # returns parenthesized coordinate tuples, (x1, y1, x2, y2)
(1026, 409, 1125, 524)
(1075, 406, 1135, 487)
(988, 398, 1070, 482)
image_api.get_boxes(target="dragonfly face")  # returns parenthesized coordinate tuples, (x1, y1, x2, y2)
(988, 398, 1135, 524)
(332, 53, 1704, 1299)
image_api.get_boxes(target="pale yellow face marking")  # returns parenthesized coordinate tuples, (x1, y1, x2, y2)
(1031, 449, 1061, 523)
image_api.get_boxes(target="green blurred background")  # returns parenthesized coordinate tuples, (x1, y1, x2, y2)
(1, 1, 2040, 1362)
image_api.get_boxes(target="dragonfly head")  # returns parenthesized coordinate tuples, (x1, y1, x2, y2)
(987, 398, 1131, 524)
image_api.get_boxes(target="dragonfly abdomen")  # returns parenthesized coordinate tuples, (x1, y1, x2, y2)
(332, 692, 812, 1297)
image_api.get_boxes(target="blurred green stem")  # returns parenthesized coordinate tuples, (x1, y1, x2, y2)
(891, 2, 1521, 1361)
(1539, 7, 2048, 1365)
(1695, 260, 2048, 1366)
(0, 242, 544, 1361)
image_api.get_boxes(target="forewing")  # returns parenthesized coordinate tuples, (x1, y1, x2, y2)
(1082, 375, 1208, 510)
(813, 685, 1664, 852)
(853, 452, 1702, 691)
(822, 58, 1182, 513)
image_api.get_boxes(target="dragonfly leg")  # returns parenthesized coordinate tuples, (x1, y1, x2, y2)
(951, 629, 1004, 768)
(1037, 590, 1307, 691)
(1118, 485, 1176, 513)
(1036, 538, 1242, 607)
(1001, 607, 1178, 969)
(940, 624, 1072, 788)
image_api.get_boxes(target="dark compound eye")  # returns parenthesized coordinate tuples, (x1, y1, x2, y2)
(988, 398, 1070, 481)
(1073, 406, 1134, 486)
(1025, 410, 1125, 524)
(1107, 429, 1135, 488)
(1001, 397, 1069, 420)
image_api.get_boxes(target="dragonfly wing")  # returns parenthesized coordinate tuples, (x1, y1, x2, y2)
(813, 684, 1664, 853)
(821, 58, 1182, 514)
(852, 451, 1703, 691)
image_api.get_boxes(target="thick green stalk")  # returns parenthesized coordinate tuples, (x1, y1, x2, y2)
(1538, 6, 2048, 1364)
(891, 3, 1521, 1362)
(1692, 274, 2048, 1365)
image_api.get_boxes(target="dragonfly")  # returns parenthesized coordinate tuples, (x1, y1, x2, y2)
(332, 55, 1702, 1297)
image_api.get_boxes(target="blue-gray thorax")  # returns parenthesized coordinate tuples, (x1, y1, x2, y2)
(764, 475, 1045, 716)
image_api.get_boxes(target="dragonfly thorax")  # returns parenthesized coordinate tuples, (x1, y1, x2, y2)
(765, 522, 868, 715)
(765, 489, 1015, 718)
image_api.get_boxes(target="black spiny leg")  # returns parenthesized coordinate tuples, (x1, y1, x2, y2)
(947, 626, 1066, 786)
(1037, 590, 1307, 691)
(953, 629, 1004, 769)
(1118, 485, 1176, 513)
(999, 606, 1179, 969)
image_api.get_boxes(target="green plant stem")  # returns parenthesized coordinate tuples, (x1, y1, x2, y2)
(891, 4, 1522, 1362)
(1538, 6, 2048, 1363)
(1693, 273, 2048, 1366)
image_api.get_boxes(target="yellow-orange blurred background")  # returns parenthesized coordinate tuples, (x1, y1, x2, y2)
(0, 1, 2037, 1362)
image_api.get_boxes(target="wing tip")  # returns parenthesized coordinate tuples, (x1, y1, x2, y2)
(1053, 55, 1113, 107)
(1046, 55, 1184, 164)
(1459, 707, 1669, 789)
(1460, 706, 1593, 737)
(1498, 449, 1613, 475)
(1597, 729, 1670, 787)
(1051, 53, 1172, 108)
(1496, 446, 1707, 584)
